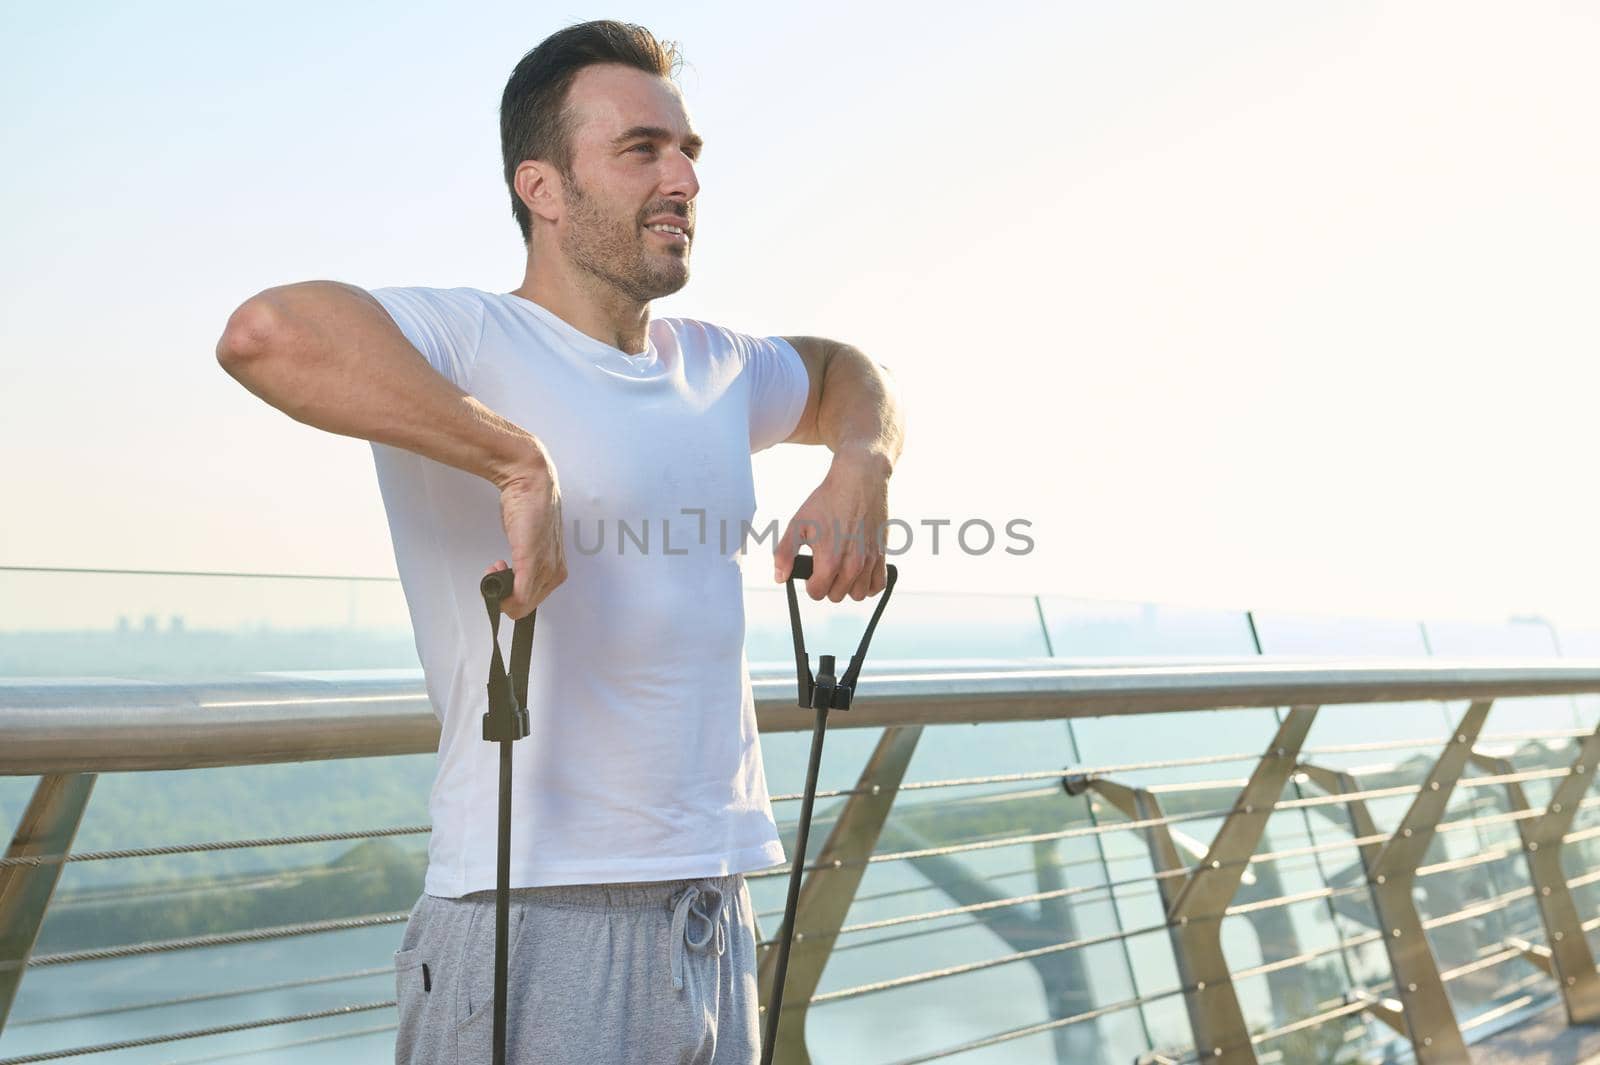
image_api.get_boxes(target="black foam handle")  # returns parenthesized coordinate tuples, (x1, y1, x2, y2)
(481, 570, 514, 601)
(789, 555, 813, 581)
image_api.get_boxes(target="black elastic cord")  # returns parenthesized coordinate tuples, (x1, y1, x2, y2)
(837, 565, 897, 693)
(479, 575, 534, 1065)
(762, 554, 899, 1065)
(761, 699, 827, 1065)
(484, 598, 535, 722)
(482, 590, 534, 746)
(784, 569, 813, 708)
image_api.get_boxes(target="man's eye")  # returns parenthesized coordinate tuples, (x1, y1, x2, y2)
(630, 144, 655, 155)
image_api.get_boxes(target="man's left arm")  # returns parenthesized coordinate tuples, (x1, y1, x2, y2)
(772, 336, 906, 602)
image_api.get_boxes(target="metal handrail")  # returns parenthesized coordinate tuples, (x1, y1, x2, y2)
(6, 657, 1600, 774)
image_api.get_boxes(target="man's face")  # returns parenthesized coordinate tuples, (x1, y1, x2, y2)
(556, 64, 702, 303)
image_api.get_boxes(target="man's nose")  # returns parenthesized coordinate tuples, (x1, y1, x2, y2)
(660, 150, 699, 202)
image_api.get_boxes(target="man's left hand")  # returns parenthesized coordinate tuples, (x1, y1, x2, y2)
(774, 451, 892, 602)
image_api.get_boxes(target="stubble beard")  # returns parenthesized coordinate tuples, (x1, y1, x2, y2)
(560, 173, 690, 304)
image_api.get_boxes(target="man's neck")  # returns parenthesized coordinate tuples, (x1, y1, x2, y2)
(513, 257, 651, 356)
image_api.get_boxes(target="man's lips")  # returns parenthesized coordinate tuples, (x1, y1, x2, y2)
(644, 224, 690, 245)
(643, 216, 691, 242)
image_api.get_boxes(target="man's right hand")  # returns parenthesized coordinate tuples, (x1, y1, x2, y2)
(485, 448, 567, 620)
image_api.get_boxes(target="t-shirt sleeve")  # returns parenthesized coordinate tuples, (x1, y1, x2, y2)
(738, 333, 810, 453)
(366, 286, 487, 391)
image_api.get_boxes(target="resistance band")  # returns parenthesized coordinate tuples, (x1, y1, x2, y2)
(762, 552, 899, 1064)
(477, 553, 898, 1065)
(479, 570, 533, 1065)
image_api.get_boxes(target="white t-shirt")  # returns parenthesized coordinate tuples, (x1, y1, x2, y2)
(366, 286, 808, 898)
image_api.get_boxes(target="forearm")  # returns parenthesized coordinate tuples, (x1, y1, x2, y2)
(815, 343, 904, 474)
(216, 281, 545, 488)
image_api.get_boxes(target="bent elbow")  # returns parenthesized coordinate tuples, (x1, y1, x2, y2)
(215, 292, 285, 372)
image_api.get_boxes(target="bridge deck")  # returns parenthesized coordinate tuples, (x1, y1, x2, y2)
(1471, 1004, 1600, 1064)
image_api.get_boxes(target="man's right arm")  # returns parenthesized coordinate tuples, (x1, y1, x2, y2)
(215, 281, 564, 616)
(215, 281, 539, 487)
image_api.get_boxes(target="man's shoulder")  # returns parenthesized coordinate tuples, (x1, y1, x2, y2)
(369, 284, 491, 309)
(366, 286, 495, 334)
(653, 316, 763, 354)
(654, 314, 712, 336)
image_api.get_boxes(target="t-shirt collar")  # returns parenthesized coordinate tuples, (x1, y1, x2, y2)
(500, 292, 667, 379)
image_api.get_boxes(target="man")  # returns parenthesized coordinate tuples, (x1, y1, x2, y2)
(214, 18, 904, 1065)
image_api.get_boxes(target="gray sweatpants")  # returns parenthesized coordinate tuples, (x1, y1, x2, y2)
(393, 873, 760, 1064)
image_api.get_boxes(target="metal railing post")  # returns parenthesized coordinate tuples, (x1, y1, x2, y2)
(1469, 721, 1600, 1023)
(0, 772, 97, 1034)
(1301, 699, 1494, 1064)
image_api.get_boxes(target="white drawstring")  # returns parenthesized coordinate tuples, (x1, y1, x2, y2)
(668, 882, 727, 991)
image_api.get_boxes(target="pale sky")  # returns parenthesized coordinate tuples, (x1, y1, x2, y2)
(4, 1, 1600, 628)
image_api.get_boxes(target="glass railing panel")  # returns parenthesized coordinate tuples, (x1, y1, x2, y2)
(805, 951, 1135, 1065)
(1231, 960, 1367, 1061)
(1555, 626, 1600, 727)
(1424, 617, 1581, 732)
(0, 567, 418, 678)
(1037, 597, 1258, 659)
(1239, 851, 1363, 1052)
(1250, 610, 1427, 657)
(1425, 618, 1565, 657)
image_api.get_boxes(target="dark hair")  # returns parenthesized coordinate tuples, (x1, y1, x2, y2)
(500, 21, 682, 243)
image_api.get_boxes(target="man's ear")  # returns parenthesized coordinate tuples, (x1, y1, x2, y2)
(515, 159, 563, 226)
